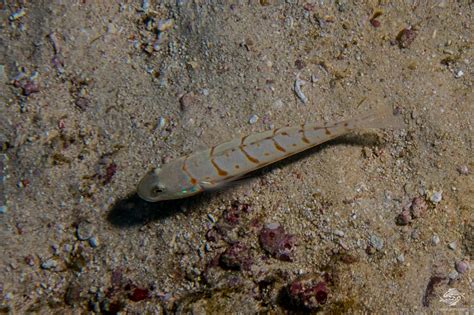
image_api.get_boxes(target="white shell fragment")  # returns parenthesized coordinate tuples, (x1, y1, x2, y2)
(294, 75, 308, 104)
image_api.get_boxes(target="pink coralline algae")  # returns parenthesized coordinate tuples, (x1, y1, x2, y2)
(287, 275, 328, 310)
(259, 223, 296, 261)
(223, 201, 252, 225)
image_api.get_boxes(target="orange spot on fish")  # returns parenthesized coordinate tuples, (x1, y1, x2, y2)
(239, 146, 259, 163)
(211, 159, 228, 176)
(272, 139, 286, 152)
(298, 129, 310, 143)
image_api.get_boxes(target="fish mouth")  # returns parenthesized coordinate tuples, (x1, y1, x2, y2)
(137, 171, 161, 202)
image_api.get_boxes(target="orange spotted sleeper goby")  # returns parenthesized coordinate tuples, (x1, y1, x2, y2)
(137, 106, 402, 202)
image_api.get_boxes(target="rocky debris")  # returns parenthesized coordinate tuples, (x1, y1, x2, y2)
(410, 196, 428, 218)
(422, 275, 446, 307)
(396, 196, 428, 225)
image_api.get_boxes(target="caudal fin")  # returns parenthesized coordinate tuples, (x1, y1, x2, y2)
(349, 106, 405, 130)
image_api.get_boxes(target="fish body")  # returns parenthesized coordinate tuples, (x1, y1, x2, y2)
(138, 107, 401, 202)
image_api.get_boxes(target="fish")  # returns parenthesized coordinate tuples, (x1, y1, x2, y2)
(137, 106, 402, 202)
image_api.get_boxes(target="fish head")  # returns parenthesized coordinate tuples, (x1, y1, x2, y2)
(137, 166, 201, 202)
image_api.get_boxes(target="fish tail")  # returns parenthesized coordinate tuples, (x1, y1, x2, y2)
(348, 106, 405, 130)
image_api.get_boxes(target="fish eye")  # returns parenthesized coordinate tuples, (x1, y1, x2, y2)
(152, 185, 165, 195)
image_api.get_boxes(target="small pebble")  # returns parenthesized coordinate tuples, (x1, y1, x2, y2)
(396, 210, 411, 225)
(429, 191, 442, 204)
(457, 165, 469, 175)
(41, 259, 57, 270)
(179, 92, 197, 111)
(410, 197, 428, 218)
(448, 270, 459, 280)
(410, 228, 420, 240)
(76, 221, 94, 241)
(141, 0, 149, 11)
(455, 260, 469, 274)
(397, 254, 405, 263)
(157, 116, 167, 129)
(285, 16, 294, 29)
(333, 230, 345, 237)
(397, 28, 417, 48)
(24, 255, 35, 266)
(75, 97, 89, 111)
(431, 235, 440, 246)
(22, 81, 40, 96)
(89, 237, 99, 248)
(4, 292, 14, 300)
(294, 59, 306, 70)
(369, 235, 384, 251)
(9, 8, 26, 21)
(273, 99, 284, 109)
(370, 19, 381, 28)
(249, 114, 259, 125)
(207, 213, 217, 223)
(157, 19, 174, 32)
(448, 241, 456, 250)
(454, 70, 464, 78)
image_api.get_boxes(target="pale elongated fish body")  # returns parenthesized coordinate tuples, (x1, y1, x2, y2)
(138, 107, 402, 202)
